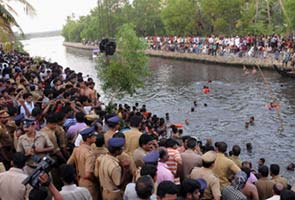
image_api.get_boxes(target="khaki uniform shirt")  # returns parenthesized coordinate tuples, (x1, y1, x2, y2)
(229, 155, 242, 168)
(212, 153, 241, 189)
(190, 167, 221, 199)
(97, 154, 122, 192)
(104, 130, 115, 147)
(272, 175, 288, 189)
(92, 145, 108, 159)
(55, 125, 67, 149)
(181, 149, 202, 179)
(17, 132, 54, 167)
(40, 126, 60, 154)
(255, 177, 274, 200)
(67, 143, 95, 179)
(124, 128, 142, 155)
(0, 167, 32, 200)
(132, 147, 147, 168)
(118, 151, 137, 178)
(67, 143, 97, 199)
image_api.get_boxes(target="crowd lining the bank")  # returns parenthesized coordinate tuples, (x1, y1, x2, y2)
(0, 47, 294, 200)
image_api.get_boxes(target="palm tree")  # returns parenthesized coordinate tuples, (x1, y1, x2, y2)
(0, 0, 35, 41)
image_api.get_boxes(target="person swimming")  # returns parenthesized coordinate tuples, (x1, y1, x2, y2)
(252, 67, 257, 75)
(266, 102, 280, 110)
(243, 66, 250, 75)
(203, 86, 210, 94)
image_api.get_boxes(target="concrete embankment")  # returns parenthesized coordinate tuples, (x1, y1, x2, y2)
(63, 42, 280, 69)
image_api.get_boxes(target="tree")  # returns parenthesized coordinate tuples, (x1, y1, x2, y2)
(161, 0, 198, 36)
(131, 0, 164, 36)
(0, 0, 35, 41)
(96, 23, 149, 98)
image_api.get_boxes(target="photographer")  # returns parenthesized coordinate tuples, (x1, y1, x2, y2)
(28, 172, 63, 200)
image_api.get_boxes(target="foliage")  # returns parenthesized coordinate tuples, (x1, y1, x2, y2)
(62, 0, 294, 41)
(161, 0, 197, 36)
(96, 24, 150, 98)
(0, 0, 35, 41)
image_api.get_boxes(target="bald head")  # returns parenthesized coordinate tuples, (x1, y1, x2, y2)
(273, 183, 284, 195)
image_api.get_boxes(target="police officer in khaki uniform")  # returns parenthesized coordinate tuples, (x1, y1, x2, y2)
(67, 126, 98, 200)
(190, 151, 221, 200)
(104, 116, 120, 147)
(0, 110, 13, 170)
(97, 137, 130, 200)
(17, 118, 54, 175)
(212, 142, 241, 190)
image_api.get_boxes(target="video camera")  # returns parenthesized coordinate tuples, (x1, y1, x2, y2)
(22, 155, 55, 188)
(99, 38, 116, 56)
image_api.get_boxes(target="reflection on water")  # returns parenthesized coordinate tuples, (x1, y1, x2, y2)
(22, 36, 295, 182)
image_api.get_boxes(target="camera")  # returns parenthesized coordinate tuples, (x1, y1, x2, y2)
(22, 155, 55, 188)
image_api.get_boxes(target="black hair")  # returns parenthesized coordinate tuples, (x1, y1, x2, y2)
(23, 92, 33, 99)
(232, 145, 241, 156)
(181, 178, 200, 198)
(159, 147, 168, 159)
(29, 188, 48, 200)
(12, 152, 27, 168)
(113, 132, 125, 139)
(55, 112, 65, 122)
(280, 189, 295, 200)
(187, 138, 197, 149)
(130, 115, 142, 127)
(216, 141, 227, 153)
(270, 164, 280, 176)
(165, 138, 178, 148)
(241, 166, 251, 179)
(95, 134, 105, 147)
(140, 164, 157, 179)
(75, 112, 85, 123)
(259, 165, 269, 177)
(135, 175, 154, 200)
(157, 181, 178, 198)
(182, 135, 191, 143)
(60, 164, 76, 184)
(203, 161, 215, 168)
(46, 113, 57, 124)
(139, 134, 153, 147)
(259, 158, 266, 164)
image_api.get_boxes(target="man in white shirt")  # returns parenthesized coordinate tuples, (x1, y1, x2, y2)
(20, 92, 35, 119)
(59, 164, 92, 200)
(0, 152, 32, 200)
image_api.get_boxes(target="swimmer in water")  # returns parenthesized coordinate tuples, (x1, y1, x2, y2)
(243, 66, 250, 75)
(249, 116, 255, 125)
(191, 107, 195, 112)
(193, 100, 197, 107)
(185, 119, 189, 125)
(245, 122, 250, 129)
(252, 67, 257, 75)
(203, 86, 210, 94)
(266, 102, 280, 110)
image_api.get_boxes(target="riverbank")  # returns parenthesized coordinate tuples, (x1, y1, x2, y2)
(63, 42, 283, 69)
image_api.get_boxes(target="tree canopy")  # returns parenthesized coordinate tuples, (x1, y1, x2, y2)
(62, 0, 295, 42)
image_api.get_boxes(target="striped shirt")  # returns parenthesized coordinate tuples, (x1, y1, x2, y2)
(166, 148, 182, 184)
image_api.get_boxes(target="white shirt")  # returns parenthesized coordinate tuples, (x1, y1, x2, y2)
(0, 168, 31, 200)
(20, 101, 35, 119)
(266, 195, 280, 200)
(60, 184, 92, 200)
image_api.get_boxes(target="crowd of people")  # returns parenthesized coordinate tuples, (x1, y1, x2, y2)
(0, 47, 294, 200)
(146, 35, 295, 67)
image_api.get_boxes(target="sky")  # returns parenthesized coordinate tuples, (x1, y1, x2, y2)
(11, 0, 98, 33)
